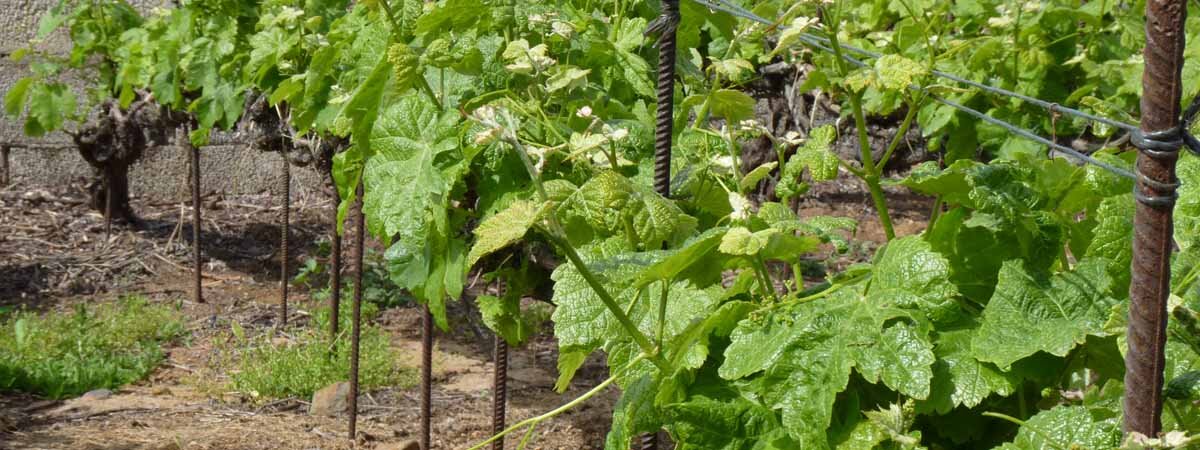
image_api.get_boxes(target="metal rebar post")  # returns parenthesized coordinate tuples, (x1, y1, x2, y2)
(421, 304, 433, 450)
(492, 335, 508, 450)
(1125, 0, 1187, 437)
(651, 2, 679, 201)
(348, 182, 365, 440)
(640, 1, 679, 448)
(329, 168, 342, 344)
(279, 154, 290, 327)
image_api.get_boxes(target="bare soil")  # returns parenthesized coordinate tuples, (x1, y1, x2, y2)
(0, 164, 934, 449)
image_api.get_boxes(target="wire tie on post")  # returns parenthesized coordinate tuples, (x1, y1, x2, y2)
(645, 0, 681, 38)
(1131, 126, 1184, 208)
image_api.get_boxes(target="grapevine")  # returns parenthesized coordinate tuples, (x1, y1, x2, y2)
(7, 0, 1200, 449)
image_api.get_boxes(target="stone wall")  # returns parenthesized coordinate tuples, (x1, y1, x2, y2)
(0, 0, 324, 201)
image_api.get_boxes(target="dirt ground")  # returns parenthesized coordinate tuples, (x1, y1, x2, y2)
(0, 167, 933, 449)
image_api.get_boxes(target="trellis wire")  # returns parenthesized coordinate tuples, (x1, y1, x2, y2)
(691, 0, 1140, 133)
(691, 0, 1140, 183)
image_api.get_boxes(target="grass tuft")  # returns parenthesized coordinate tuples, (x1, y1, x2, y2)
(0, 297, 185, 399)
(221, 298, 415, 400)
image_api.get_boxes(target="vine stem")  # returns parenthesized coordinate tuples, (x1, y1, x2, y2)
(466, 354, 646, 450)
(503, 134, 668, 371)
(824, 8, 895, 241)
(376, 0, 403, 38)
(877, 98, 921, 169)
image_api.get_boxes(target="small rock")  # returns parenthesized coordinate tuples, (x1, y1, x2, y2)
(382, 440, 420, 450)
(80, 389, 113, 401)
(308, 382, 350, 416)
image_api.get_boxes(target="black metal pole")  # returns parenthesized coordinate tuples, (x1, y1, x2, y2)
(1125, 0, 1187, 437)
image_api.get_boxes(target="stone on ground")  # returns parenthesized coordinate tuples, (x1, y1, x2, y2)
(308, 382, 351, 416)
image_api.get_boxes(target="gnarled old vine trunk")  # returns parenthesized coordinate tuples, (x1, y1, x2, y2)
(72, 98, 181, 226)
(67, 92, 328, 227)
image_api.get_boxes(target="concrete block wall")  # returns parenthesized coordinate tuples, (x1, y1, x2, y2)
(0, 0, 324, 201)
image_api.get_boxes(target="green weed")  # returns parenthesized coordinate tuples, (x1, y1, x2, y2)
(0, 297, 185, 399)
(222, 300, 414, 400)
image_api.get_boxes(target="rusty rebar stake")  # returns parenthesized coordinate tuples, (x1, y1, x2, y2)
(1125, 0, 1187, 437)
(492, 335, 508, 450)
(279, 154, 290, 327)
(328, 169, 342, 344)
(421, 304, 433, 450)
(186, 129, 204, 305)
(348, 182, 365, 440)
(640, 0, 679, 448)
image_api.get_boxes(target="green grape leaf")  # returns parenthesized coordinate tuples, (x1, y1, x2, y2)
(921, 326, 1018, 414)
(711, 58, 754, 81)
(559, 171, 696, 249)
(868, 236, 961, 324)
(719, 227, 777, 256)
(604, 375, 662, 450)
(4, 77, 33, 117)
(666, 392, 797, 450)
(973, 258, 1118, 369)
(545, 66, 590, 93)
(709, 89, 756, 122)
(994, 405, 1121, 450)
(721, 290, 935, 446)
(338, 53, 392, 158)
(739, 162, 778, 191)
(363, 97, 460, 239)
(26, 82, 75, 135)
(1085, 196, 1134, 292)
(35, 4, 69, 40)
(771, 16, 819, 58)
(854, 323, 936, 399)
(466, 200, 545, 269)
(873, 54, 927, 91)
(550, 253, 651, 351)
(788, 125, 839, 182)
(554, 347, 589, 392)
(367, 97, 465, 329)
(476, 294, 539, 347)
(1166, 370, 1200, 400)
(633, 227, 726, 288)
